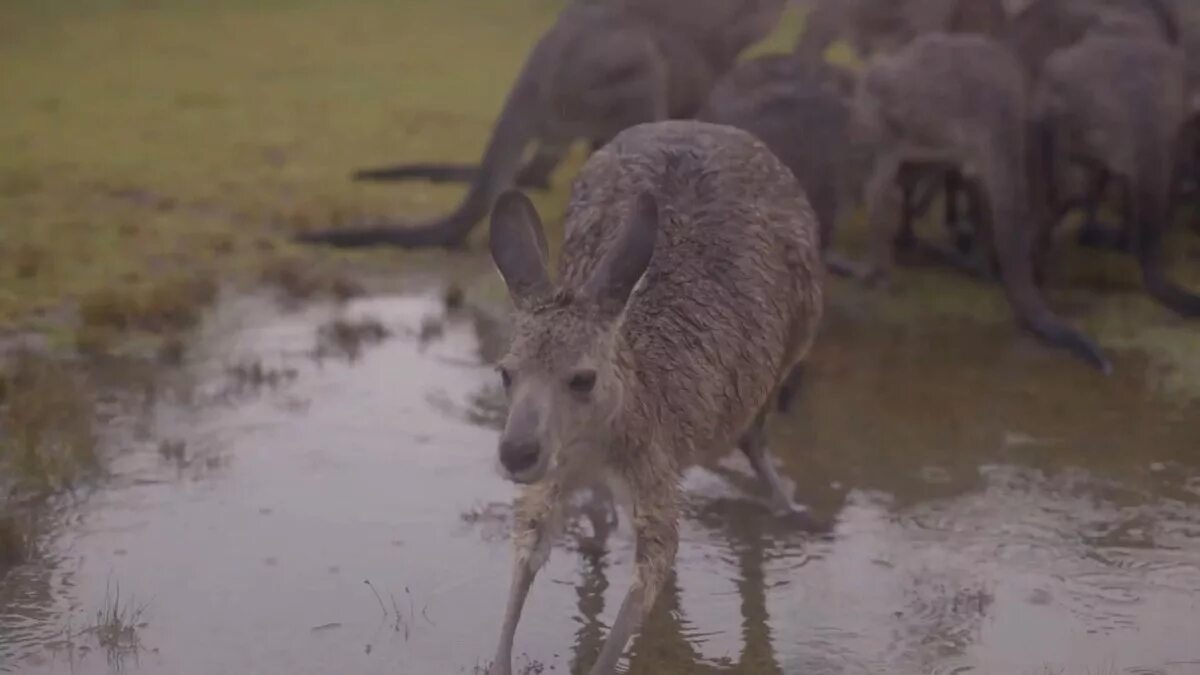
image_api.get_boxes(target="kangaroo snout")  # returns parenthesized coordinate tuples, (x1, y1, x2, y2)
(498, 437, 542, 479)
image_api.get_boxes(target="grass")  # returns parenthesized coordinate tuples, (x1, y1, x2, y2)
(0, 0, 564, 330)
(79, 579, 149, 669)
(0, 351, 98, 492)
(1, 0, 1198, 398)
(0, 514, 29, 571)
(314, 315, 391, 361)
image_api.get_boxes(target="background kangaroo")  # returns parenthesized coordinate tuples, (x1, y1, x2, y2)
(843, 0, 1179, 251)
(697, 53, 859, 266)
(1033, 21, 1200, 315)
(296, 0, 785, 249)
(484, 120, 822, 675)
(852, 33, 1111, 371)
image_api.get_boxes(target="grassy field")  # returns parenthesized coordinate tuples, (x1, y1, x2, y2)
(0, 0, 1197, 377)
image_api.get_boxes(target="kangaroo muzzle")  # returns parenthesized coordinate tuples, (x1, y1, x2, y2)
(498, 396, 545, 482)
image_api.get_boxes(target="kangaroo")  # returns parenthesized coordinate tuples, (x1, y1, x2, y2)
(1011, 0, 1182, 249)
(902, 0, 1182, 259)
(697, 54, 858, 260)
(297, 0, 786, 249)
(852, 33, 1111, 371)
(793, 0, 1010, 259)
(483, 120, 822, 675)
(795, 0, 1007, 60)
(1033, 23, 1200, 315)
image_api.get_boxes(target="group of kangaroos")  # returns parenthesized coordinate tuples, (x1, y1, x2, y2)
(295, 1, 1200, 673)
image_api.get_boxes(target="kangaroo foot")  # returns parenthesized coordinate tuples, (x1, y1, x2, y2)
(823, 251, 870, 278)
(1077, 221, 1131, 252)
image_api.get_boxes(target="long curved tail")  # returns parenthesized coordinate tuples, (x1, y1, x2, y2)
(1131, 105, 1200, 316)
(351, 163, 479, 184)
(989, 132, 1112, 374)
(995, 222, 1112, 373)
(297, 80, 541, 249)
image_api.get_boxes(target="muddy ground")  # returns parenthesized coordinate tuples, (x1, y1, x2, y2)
(1, 1, 1199, 674)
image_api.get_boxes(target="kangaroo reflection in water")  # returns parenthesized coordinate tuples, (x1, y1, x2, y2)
(565, 493, 802, 675)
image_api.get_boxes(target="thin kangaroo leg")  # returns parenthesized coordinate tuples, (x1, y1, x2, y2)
(577, 481, 617, 557)
(894, 164, 921, 252)
(488, 482, 563, 675)
(862, 150, 905, 286)
(738, 404, 825, 530)
(738, 407, 796, 516)
(963, 178, 999, 280)
(515, 141, 569, 190)
(775, 363, 805, 413)
(944, 169, 976, 254)
(586, 469, 678, 675)
(1076, 167, 1121, 249)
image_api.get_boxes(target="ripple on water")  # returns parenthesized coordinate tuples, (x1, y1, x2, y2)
(4, 289, 1200, 675)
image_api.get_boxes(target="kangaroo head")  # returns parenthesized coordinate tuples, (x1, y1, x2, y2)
(488, 190, 658, 484)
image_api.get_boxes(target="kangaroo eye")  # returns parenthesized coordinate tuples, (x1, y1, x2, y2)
(567, 370, 596, 394)
(498, 367, 513, 390)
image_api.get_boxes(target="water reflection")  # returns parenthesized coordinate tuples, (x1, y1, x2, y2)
(1, 279, 1198, 675)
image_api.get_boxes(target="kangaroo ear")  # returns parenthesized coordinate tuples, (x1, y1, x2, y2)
(583, 192, 658, 312)
(490, 190, 551, 308)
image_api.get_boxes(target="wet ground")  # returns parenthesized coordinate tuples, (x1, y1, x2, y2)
(1, 263, 1198, 675)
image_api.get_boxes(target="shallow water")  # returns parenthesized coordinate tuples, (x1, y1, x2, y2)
(2, 271, 1199, 675)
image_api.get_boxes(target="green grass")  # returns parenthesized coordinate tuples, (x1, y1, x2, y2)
(0, 0, 566, 328)
(1, 0, 1198, 398)
(0, 352, 98, 492)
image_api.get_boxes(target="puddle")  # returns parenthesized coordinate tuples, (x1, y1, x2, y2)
(2, 277, 1199, 675)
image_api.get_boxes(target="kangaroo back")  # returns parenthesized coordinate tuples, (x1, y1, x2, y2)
(558, 121, 823, 454)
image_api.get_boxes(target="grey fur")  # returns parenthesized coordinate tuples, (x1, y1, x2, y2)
(698, 54, 858, 253)
(297, 0, 785, 249)
(795, 0, 1007, 60)
(852, 33, 1111, 371)
(1034, 26, 1200, 315)
(485, 120, 823, 675)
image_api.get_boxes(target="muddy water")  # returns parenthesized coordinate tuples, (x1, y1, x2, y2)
(2, 273, 1200, 675)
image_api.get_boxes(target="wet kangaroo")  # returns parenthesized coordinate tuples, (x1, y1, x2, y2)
(483, 120, 823, 675)
(296, 0, 784, 249)
(1033, 20, 1200, 315)
(853, 33, 1111, 372)
(795, 0, 1007, 61)
(884, 0, 1179, 249)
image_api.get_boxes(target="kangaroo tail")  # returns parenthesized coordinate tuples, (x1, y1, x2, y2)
(351, 163, 479, 184)
(297, 73, 541, 249)
(988, 130, 1112, 374)
(1131, 102, 1200, 315)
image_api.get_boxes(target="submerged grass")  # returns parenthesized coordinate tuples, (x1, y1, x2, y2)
(0, 352, 98, 493)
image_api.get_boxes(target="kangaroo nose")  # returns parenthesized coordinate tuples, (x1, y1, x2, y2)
(499, 439, 541, 474)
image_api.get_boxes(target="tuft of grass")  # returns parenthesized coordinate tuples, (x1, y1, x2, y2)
(224, 358, 298, 392)
(259, 255, 364, 304)
(82, 580, 149, 669)
(0, 514, 30, 571)
(78, 271, 218, 334)
(0, 352, 98, 492)
(314, 315, 391, 361)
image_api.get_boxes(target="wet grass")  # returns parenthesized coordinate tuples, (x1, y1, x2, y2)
(76, 579, 149, 669)
(0, 0, 1197, 402)
(0, 514, 29, 571)
(0, 352, 98, 493)
(314, 315, 391, 361)
(259, 255, 365, 305)
(0, 0, 564, 333)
